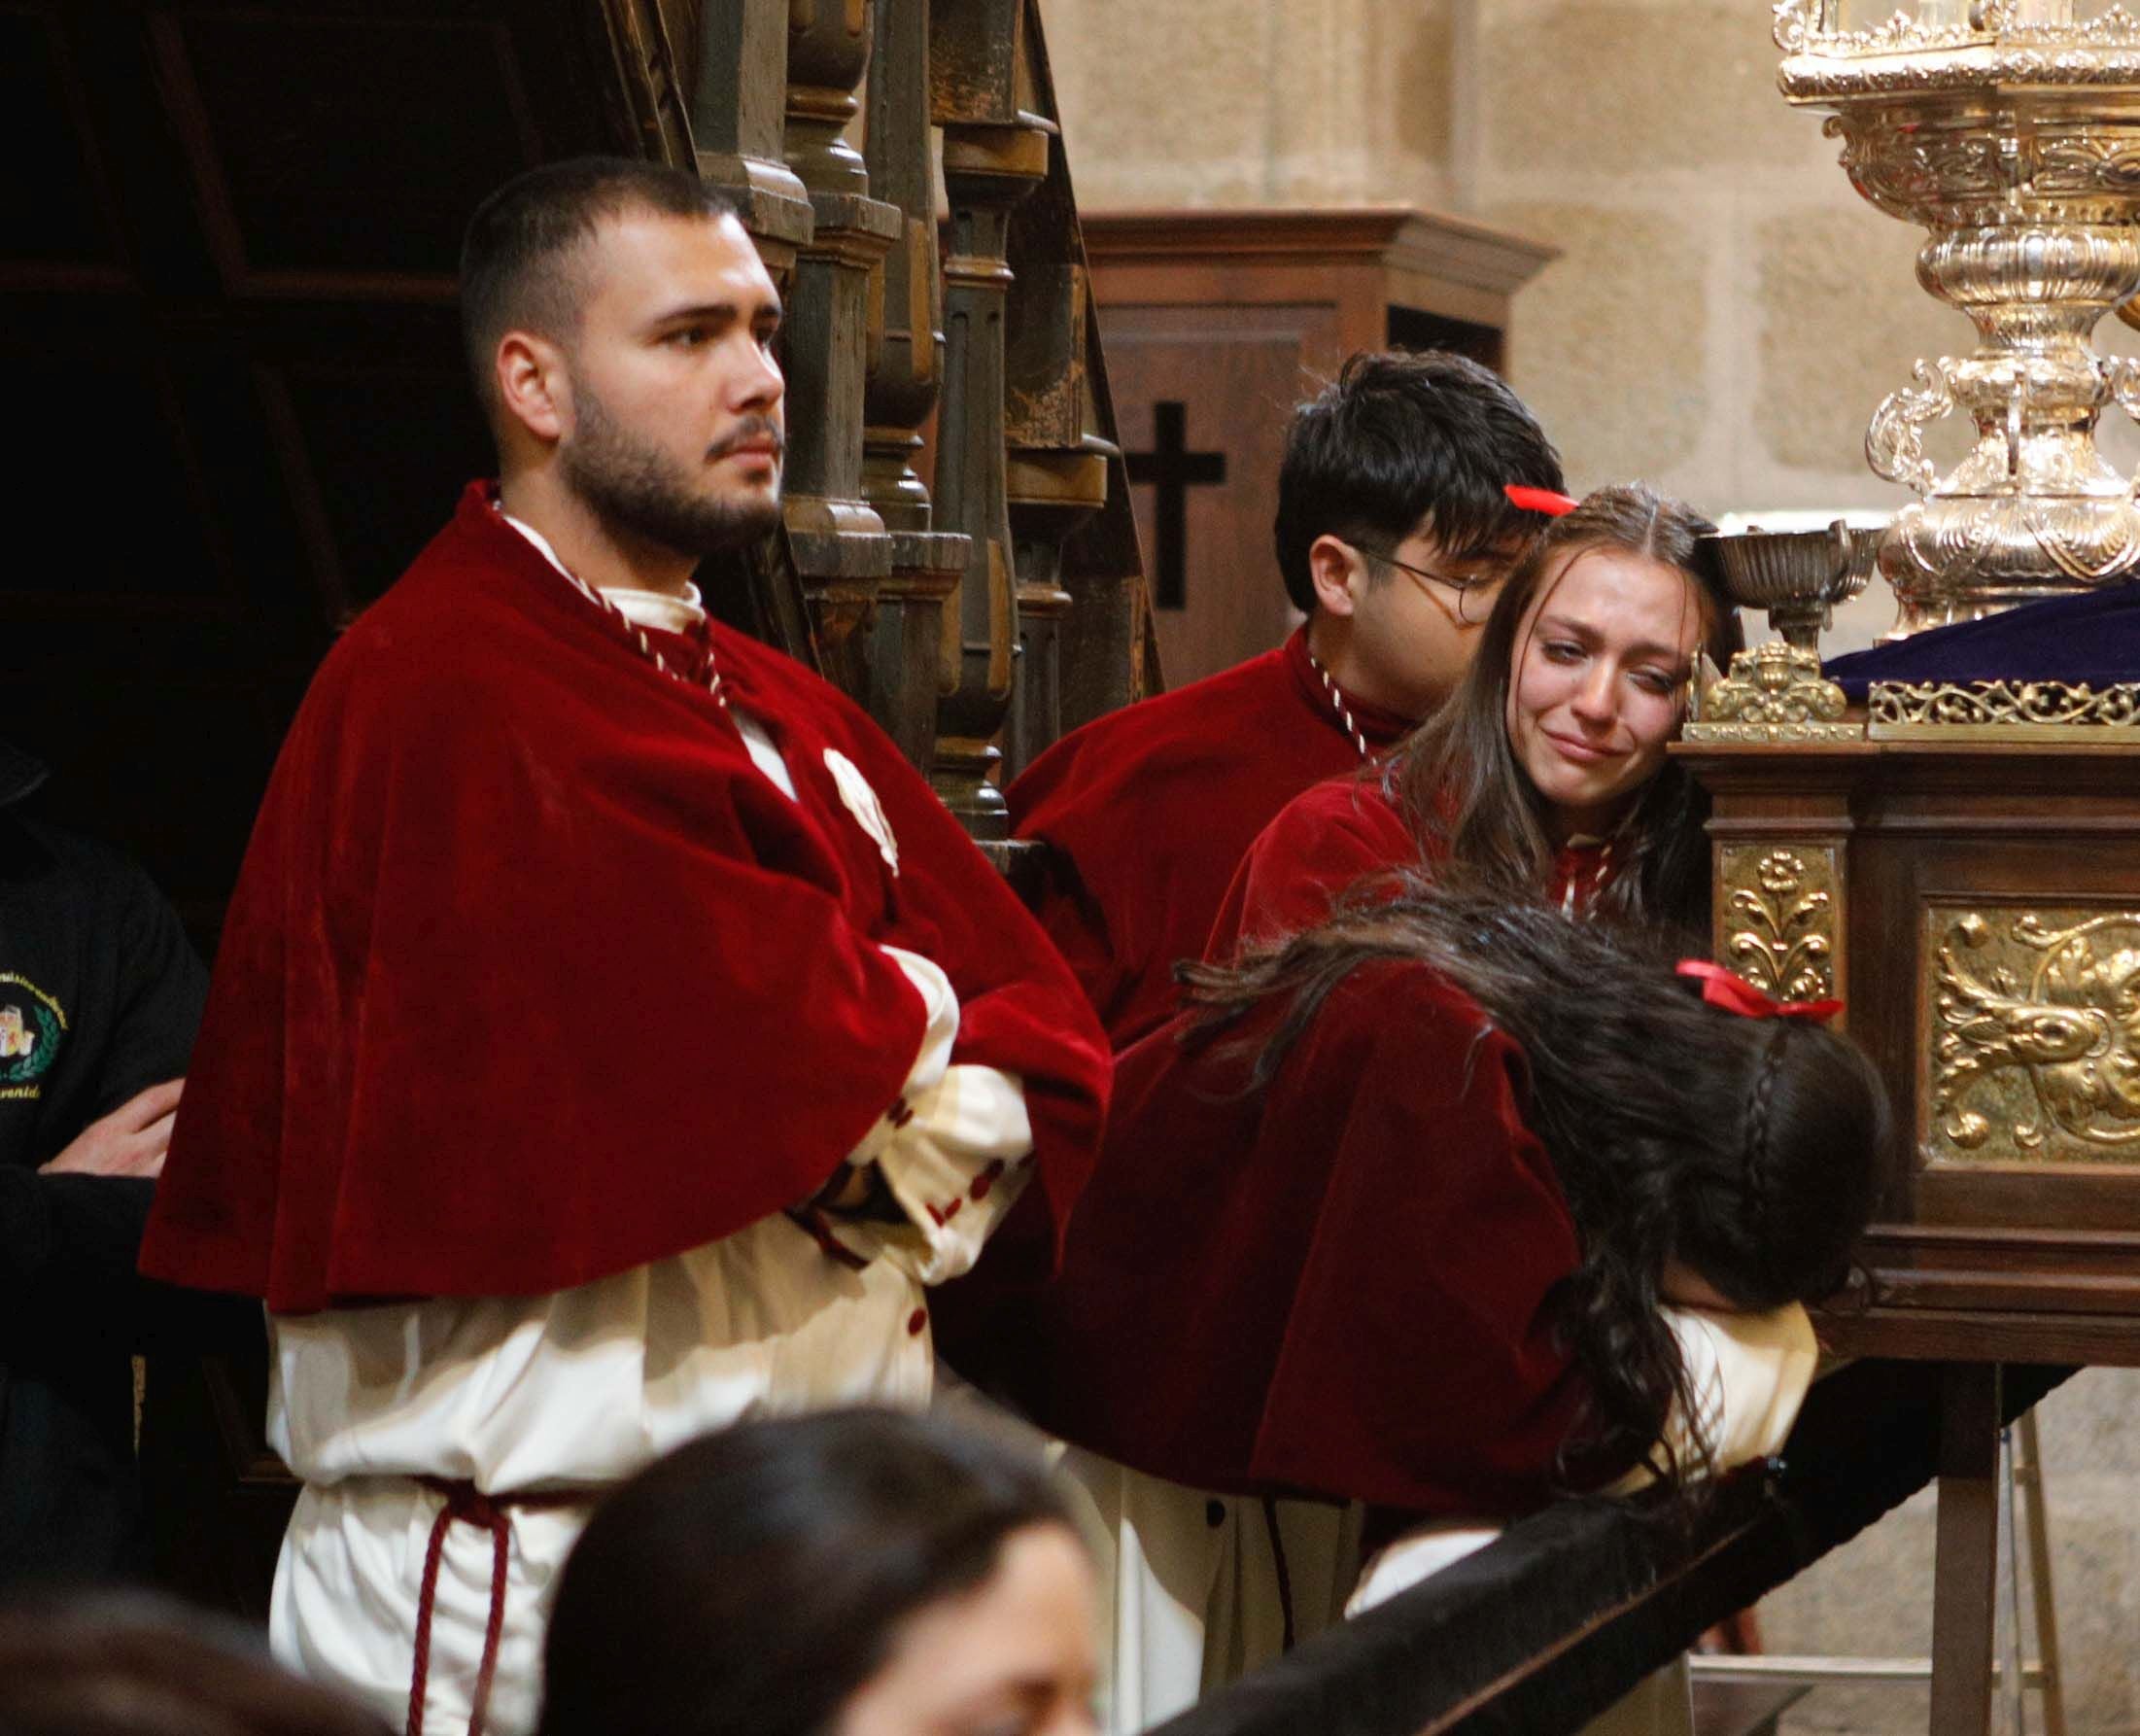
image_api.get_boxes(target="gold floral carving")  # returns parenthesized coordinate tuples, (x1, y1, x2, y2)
(1928, 907, 2140, 1164)
(1685, 642, 1862, 745)
(1721, 848, 1840, 1002)
(1869, 678, 2140, 739)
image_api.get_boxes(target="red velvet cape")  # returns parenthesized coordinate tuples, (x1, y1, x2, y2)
(141, 485, 1108, 1312)
(1007, 628, 1412, 1050)
(1205, 773, 1627, 962)
(935, 959, 1621, 1513)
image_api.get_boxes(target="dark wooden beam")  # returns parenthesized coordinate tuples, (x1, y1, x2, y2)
(1147, 1359, 2067, 1736)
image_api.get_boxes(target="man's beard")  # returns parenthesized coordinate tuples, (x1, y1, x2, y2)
(560, 385, 783, 558)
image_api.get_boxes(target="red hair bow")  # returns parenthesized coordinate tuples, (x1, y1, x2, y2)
(1504, 485, 1579, 517)
(1675, 960, 1843, 1024)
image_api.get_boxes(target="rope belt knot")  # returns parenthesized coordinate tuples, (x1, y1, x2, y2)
(407, 1476, 582, 1736)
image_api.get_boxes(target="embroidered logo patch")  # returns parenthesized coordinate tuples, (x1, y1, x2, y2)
(823, 748, 900, 877)
(0, 974, 66, 1100)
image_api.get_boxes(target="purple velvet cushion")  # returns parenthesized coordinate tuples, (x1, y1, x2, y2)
(1825, 579, 2140, 701)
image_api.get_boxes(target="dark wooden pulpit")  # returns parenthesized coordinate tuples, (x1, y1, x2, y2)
(1082, 208, 1557, 689)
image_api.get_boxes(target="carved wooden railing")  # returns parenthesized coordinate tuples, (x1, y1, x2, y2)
(658, 0, 1150, 844)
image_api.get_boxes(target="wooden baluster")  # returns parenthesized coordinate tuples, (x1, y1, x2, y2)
(861, 0, 969, 772)
(778, 0, 902, 699)
(689, 0, 813, 279)
(1003, 282, 1110, 781)
(684, 0, 821, 663)
(1055, 291, 1162, 728)
(1000, 0, 1115, 779)
(929, 0, 1051, 840)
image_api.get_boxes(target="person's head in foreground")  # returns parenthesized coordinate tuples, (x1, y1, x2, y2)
(1274, 349, 1567, 718)
(0, 1594, 389, 1736)
(539, 1409, 1098, 1736)
(461, 156, 785, 569)
(1397, 482, 1743, 927)
(1184, 884, 1887, 1484)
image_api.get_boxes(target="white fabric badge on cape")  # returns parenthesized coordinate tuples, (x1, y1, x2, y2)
(824, 747, 901, 876)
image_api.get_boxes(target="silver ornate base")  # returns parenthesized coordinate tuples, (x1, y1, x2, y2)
(1779, 5, 2140, 635)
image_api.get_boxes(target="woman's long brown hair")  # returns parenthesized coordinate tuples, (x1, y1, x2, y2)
(1389, 483, 1742, 930)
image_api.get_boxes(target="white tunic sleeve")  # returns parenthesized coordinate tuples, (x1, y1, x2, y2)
(831, 945, 1036, 1286)
(1609, 1301, 1819, 1492)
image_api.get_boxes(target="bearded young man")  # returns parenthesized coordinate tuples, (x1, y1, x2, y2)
(140, 158, 1107, 1736)
(1006, 350, 1570, 1049)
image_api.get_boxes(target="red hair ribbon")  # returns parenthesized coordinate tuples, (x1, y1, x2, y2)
(1675, 959, 1843, 1024)
(1504, 485, 1579, 517)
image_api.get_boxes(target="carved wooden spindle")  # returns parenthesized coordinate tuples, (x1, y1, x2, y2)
(1003, 292, 1111, 777)
(999, 0, 1115, 778)
(779, 0, 902, 694)
(929, 0, 1051, 839)
(860, 0, 969, 772)
(1053, 291, 1161, 732)
(1005, 480, 1112, 771)
(689, 0, 813, 277)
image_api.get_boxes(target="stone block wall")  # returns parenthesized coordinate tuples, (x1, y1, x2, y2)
(1043, 0, 2140, 649)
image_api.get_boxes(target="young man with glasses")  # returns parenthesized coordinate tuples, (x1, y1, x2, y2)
(1005, 349, 1567, 1050)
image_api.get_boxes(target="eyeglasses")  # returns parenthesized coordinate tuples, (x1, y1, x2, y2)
(1353, 544, 1503, 628)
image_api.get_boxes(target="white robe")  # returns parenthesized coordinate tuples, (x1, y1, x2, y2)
(267, 579, 1035, 1736)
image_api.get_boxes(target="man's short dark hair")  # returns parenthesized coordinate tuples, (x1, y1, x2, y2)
(459, 156, 742, 420)
(1271, 349, 1566, 613)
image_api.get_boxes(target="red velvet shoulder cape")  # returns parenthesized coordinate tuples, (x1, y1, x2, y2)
(934, 959, 1619, 1513)
(1007, 629, 1412, 1049)
(1204, 771, 1428, 958)
(142, 485, 1108, 1311)
(1205, 774, 1631, 963)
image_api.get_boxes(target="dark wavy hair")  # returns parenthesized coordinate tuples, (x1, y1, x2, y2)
(538, 1408, 1081, 1736)
(1273, 349, 1565, 613)
(1179, 882, 1888, 1486)
(1391, 483, 1743, 930)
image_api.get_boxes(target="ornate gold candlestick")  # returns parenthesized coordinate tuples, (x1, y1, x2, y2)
(1778, 1, 2140, 636)
(1687, 523, 1875, 742)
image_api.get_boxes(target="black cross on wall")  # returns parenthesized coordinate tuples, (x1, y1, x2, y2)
(1125, 400, 1226, 610)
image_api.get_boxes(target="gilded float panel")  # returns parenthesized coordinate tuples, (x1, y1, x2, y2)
(1923, 904, 2140, 1167)
(1869, 679, 2140, 742)
(1718, 845, 1843, 1003)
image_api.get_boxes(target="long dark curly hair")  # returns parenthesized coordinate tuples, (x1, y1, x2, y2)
(1178, 879, 1889, 1486)
(1390, 483, 1742, 931)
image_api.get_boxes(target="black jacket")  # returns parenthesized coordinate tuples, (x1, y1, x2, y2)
(0, 746, 208, 1586)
